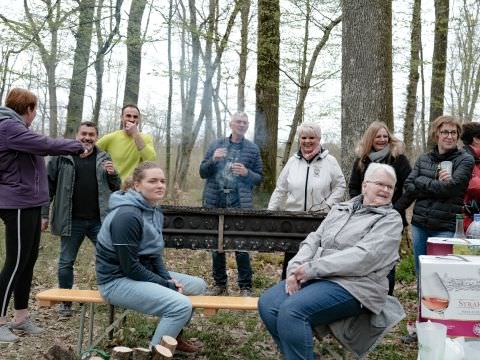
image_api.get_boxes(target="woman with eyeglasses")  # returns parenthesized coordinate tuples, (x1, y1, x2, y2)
(460, 122, 480, 231)
(397, 116, 473, 276)
(259, 163, 405, 360)
(268, 123, 346, 279)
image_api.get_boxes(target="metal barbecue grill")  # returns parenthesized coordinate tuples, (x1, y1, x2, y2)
(162, 206, 325, 252)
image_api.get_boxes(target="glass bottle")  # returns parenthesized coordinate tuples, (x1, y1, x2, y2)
(466, 213, 480, 239)
(453, 213, 465, 239)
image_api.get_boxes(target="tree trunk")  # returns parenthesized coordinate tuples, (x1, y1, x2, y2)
(403, 0, 421, 159)
(237, 0, 250, 112)
(174, 0, 241, 190)
(173, 0, 200, 190)
(202, 0, 217, 154)
(166, 0, 174, 187)
(428, 0, 449, 147)
(92, 0, 122, 124)
(255, 0, 280, 194)
(341, 0, 393, 181)
(64, 0, 96, 138)
(123, 0, 148, 105)
(282, 14, 341, 167)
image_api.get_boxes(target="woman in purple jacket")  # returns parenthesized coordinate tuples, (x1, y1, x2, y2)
(0, 88, 85, 342)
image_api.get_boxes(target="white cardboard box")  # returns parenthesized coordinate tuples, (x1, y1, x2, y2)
(420, 255, 480, 337)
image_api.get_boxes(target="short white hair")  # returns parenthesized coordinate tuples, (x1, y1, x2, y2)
(231, 112, 248, 122)
(297, 122, 321, 139)
(363, 163, 397, 184)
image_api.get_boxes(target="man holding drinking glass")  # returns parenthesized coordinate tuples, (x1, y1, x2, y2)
(199, 112, 263, 296)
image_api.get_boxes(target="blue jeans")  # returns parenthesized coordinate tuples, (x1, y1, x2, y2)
(58, 218, 101, 289)
(411, 224, 454, 275)
(258, 280, 365, 360)
(212, 250, 252, 289)
(98, 272, 207, 345)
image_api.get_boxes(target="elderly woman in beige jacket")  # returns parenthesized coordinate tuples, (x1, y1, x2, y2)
(268, 122, 346, 278)
(259, 163, 404, 360)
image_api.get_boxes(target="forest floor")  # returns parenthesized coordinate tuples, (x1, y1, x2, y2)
(0, 226, 419, 360)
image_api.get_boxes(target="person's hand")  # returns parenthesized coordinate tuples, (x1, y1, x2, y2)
(173, 279, 184, 294)
(285, 275, 300, 295)
(102, 160, 115, 175)
(231, 163, 248, 176)
(213, 148, 227, 161)
(79, 143, 92, 158)
(124, 121, 139, 136)
(438, 169, 451, 182)
(41, 218, 49, 232)
(293, 265, 308, 283)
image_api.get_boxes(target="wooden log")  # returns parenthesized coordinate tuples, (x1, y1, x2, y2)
(132, 347, 151, 360)
(160, 335, 177, 354)
(43, 343, 76, 360)
(111, 346, 133, 360)
(89, 357, 104, 360)
(151, 344, 173, 360)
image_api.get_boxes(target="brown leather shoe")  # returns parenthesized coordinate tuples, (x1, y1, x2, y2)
(176, 336, 202, 353)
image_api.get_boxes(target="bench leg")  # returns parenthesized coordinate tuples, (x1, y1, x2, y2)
(88, 303, 95, 348)
(108, 305, 115, 341)
(77, 303, 87, 355)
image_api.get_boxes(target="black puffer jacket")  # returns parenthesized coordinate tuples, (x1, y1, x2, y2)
(395, 147, 474, 231)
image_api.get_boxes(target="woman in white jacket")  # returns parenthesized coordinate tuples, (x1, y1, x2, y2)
(268, 123, 346, 278)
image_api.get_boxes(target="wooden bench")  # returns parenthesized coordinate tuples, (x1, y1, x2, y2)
(36, 288, 258, 355)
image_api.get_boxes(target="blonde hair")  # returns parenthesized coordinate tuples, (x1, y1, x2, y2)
(430, 115, 462, 144)
(122, 161, 164, 191)
(355, 121, 404, 171)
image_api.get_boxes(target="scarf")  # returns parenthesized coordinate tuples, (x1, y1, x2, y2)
(301, 144, 321, 161)
(368, 145, 391, 163)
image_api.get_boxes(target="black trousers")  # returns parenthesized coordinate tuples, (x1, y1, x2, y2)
(0, 207, 41, 317)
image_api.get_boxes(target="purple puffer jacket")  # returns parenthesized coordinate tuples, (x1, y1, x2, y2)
(0, 106, 83, 209)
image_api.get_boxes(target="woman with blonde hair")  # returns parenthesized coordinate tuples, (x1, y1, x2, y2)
(349, 121, 411, 295)
(349, 121, 411, 223)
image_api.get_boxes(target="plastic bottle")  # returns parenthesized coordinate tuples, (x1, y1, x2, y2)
(453, 214, 465, 239)
(466, 213, 480, 239)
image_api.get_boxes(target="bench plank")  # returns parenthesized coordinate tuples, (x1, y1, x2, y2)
(36, 289, 258, 312)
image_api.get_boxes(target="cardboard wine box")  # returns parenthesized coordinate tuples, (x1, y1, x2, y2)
(419, 255, 480, 338)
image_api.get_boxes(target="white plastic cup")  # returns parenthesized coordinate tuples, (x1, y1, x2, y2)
(439, 161, 453, 176)
(416, 321, 447, 360)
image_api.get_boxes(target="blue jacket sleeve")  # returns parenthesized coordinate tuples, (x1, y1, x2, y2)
(110, 211, 176, 290)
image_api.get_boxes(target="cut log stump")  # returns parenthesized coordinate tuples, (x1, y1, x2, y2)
(132, 347, 151, 360)
(160, 335, 177, 354)
(111, 346, 133, 360)
(151, 344, 173, 360)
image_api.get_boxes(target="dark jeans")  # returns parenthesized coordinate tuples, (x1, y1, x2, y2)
(58, 218, 100, 289)
(259, 279, 366, 360)
(0, 207, 41, 316)
(211, 250, 252, 289)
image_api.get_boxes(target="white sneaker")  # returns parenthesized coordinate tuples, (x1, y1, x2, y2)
(0, 324, 18, 343)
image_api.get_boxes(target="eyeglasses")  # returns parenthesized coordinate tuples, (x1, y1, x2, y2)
(365, 181, 394, 192)
(439, 130, 458, 137)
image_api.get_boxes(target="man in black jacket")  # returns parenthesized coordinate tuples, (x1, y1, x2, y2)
(396, 116, 473, 343)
